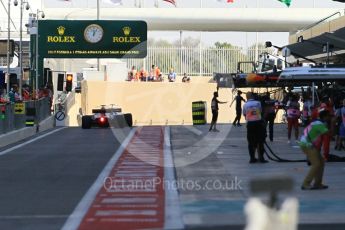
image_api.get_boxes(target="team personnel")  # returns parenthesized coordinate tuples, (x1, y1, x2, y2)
(209, 91, 227, 132)
(318, 96, 335, 161)
(263, 92, 276, 142)
(243, 92, 268, 163)
(286, 94, 301, 144)
(232, 90, 246, 126)
(335, 99, 345, 150)
(299, 109, 330, 190)
(302, 95, 313, 126)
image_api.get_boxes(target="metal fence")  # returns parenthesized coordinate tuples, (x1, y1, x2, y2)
(0, 97, 51, 134)
(1, 46, 272, 78)
(126, 47, 273, 76)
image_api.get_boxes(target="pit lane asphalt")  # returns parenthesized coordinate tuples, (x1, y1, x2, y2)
(0, 127, 125, 230)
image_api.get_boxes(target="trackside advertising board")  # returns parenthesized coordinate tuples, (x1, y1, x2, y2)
(38, 20, 147, 58)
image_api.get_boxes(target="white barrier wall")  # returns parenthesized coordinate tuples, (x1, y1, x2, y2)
(81, 79, 237, 126)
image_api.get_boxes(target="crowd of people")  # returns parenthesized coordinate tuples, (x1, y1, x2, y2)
(127, 65, 163, 82)
(243, 87, 345, 190)
(0, 84, 53, 104)
(209, 86, 345, 190)
(127, 65, 190, 83)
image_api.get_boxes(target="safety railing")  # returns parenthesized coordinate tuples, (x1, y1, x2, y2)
(125, 47, 273, 77)
(0, 97, 51, 135)
(297, 11, 342, 34)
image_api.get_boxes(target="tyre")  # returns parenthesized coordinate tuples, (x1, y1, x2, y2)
(124, 113, 133, 127)
(82, 116, 92, 129)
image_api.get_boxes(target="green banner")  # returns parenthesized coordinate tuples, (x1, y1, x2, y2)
(38, 20, 147, 58)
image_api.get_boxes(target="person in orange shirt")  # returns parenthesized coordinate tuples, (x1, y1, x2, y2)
(155, 66, 163, 81)
(134, 71, 140, 81)
(140, 68, 148, 81)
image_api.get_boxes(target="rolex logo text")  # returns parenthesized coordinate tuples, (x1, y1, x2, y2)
(113, 26, 141, 43)
(47, 26, 76, 43)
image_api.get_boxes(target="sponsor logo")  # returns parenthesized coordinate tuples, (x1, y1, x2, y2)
(47, 26, 76, 43)
(123, 26, 131, 36)
(113, 26, 141, 43)
(57, 26, 65, 35)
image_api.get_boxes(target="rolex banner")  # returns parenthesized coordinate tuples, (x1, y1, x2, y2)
(38, 20, 147, 58)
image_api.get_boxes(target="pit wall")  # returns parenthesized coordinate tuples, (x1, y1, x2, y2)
(0, 116, 55, 148)
(80, 78, 283, 126)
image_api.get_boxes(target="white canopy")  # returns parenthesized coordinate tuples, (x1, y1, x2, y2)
(43, 8, 341, 32)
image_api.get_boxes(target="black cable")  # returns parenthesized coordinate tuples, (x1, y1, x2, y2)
(264, 141, 307, 163)
(264, 145, 284, 162)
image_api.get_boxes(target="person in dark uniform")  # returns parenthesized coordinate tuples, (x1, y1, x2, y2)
(232, 90, 246, 126)
(243, 92, 268, 163)
(209, 91, 227, 132)
(263, 92, 277, 142)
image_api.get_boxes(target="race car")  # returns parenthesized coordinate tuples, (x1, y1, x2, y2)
(81, 105, 133, 129)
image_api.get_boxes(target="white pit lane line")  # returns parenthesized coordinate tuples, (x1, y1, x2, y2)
(0, 127, 67, 157)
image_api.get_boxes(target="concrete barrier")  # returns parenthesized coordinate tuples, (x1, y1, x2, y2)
(80, 80, 285, 126)
(0, 116, 55, 148)
(0, 97, 52, 134)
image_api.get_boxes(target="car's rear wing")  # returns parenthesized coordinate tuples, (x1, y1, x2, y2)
(92, 108, 122, 114)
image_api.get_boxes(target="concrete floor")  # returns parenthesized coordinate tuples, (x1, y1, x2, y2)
(0, 124, 344, 230)
(171, 124, 345, 229)
(0, 127, 123, 230)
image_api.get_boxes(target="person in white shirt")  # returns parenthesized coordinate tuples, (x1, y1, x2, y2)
(168, 68, 176, 82)
(243, 92, 268, 164)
